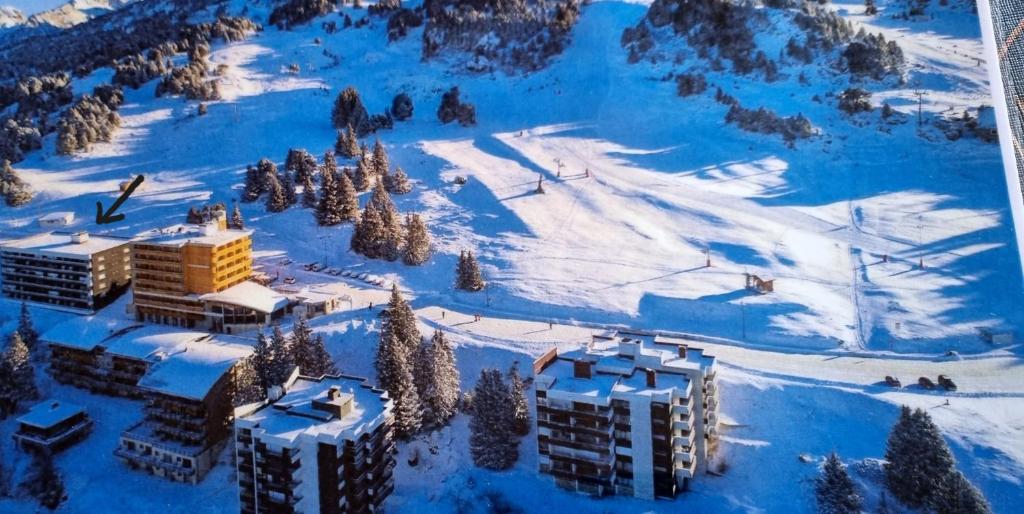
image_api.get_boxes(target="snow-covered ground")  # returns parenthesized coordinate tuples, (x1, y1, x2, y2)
(1, 0, 1022, 511)
(6, 0, 1021, 355)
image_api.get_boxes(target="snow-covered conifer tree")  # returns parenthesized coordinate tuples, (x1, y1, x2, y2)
(371, 139, 389, 177)
(230, 203, 245, 229)
(242, 165, 261, 202)
(290, 317, 336, 377)
(265, 172, 289, 213)
(351, 203, 386, 257)
(386, 166, 412, 194)
(269, 323, 294, 385)
(316, 164, 341, 226)
(338, 171, 360, 222)
(353, 155, 372, 191)
(456, 250, 485, 291)
(231, 357, 265, 406)
(24, 451, 65, 511)
(280, 170, 297, 206)
(885, 406, 955, 508)
(403, 214, 431, 265)
(508, 362, 531, 436)
(17, 303, 39, 357)
(930, 470, 991, 514)
(0, 333, 36, 415)
(469, 369, 518, 469)
(815, 452, 862, 514)
(418, 330, 460, 428)
(301, 172, 317, 208)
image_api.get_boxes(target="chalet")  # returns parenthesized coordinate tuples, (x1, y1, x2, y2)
(13, 400, 92, 453)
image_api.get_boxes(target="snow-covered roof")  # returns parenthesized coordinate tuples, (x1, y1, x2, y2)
(38, 212, 75, 223)
(293, 286, 346, 304)
(238, 375, 391, 444)
(136, 223, 251, 248)
(200, 281, 288, 313)
(41, 316, 141, 351)
(103, 326, 212, 361)
(18, 400, 86, 429)
(0, 231, 130, 258)
(138, 336, 254, 401)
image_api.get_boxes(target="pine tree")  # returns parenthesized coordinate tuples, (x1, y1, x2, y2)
(0, 333, 36, 416)
(386, 166, 412, 194)
(269, 323, 294, 385)
(456, 250, 485, 291)
(353, 156, 372, 192)
(332, 86, 371, 136)
(371, 139, 389, 177)
(252, 330, 274, 391)
(321, 151, 339, 179)
(865, 0, 878, 15)
(375, 331, 404, 394)
(508, 362, 531, 436)
(316, 164, 341, 226)
(815, 452, 862, 514)
(930, 470, 991, 514)
(265, 172, 289, 213)
(469, 369, 518, 470)
(370, 181, 403, 261)
(380, 285, 421, 358)
(24, 452, 65, 511)
(231, 357, 265, 406)
(885, 406, 956, 508)
(301, 172, 317, 208)
(1, 160, 33, 207)
(417, 330, 460, 428)
(242, 165, 261, 202)
(390, 347, 422, 438)
(281, 170, 297, 206)
(335, 124, 360, 158)
(403, 214, 431, 265)
(17, 303, 39, 357)
(256, 158, 277, 193)
(338, 171, 360, 222)
(290, 317, 336, 377)
(230, 203, 245, 229)
(286, 148, 317, 185)
(351, 203, 386, 258)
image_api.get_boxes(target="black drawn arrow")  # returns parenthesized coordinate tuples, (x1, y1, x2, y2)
(96, 175, 145, 225)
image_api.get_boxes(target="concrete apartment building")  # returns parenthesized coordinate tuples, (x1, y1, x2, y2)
(43, 319, 214, 398)
(979, 0, 1024, 276)
(0, 231, 132, 313)
(115, 336, 253, 484)
(130, 219, 286, 333)
(235, 374, 396, 514)
(533, 330, 719, 500)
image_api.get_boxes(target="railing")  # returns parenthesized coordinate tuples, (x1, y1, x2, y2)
(114, 447, 197, 476)
(13, 419, 93, 447)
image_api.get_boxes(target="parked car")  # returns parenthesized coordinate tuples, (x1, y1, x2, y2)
(885, 376, 902, 388)
(284, 276, 297, 285)
(937, 375, 957, 391)
(303, 262, 317, 271)
(327, 268, 341, 276)
(918, 376, 936, 389)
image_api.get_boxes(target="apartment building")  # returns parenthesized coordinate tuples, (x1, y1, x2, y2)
(115, 336, 253, 484)
(130, 221, 285, 333)
(13, 400, 93, 453)
(979, 0, 1024, 276)
(43, 318, 212, 398)
(532, 330, 719, 500)
(0, 231, 132, 313)
(235, 374, 396, 514)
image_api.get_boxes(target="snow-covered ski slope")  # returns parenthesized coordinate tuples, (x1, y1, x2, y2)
(5, 0, 1022, 357)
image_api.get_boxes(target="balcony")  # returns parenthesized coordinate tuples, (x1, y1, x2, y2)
(671, 403, 690, 416)
(114, 447, 197, 477)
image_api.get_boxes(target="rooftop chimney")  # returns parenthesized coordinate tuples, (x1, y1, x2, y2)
(70, 232, 89, 244)
(645, 368, 657, 388)
(313, 386, 354, 419)
(573, 359, 592, 379)
(200, 221, 219, 236)
(678, 345, 687, 359)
